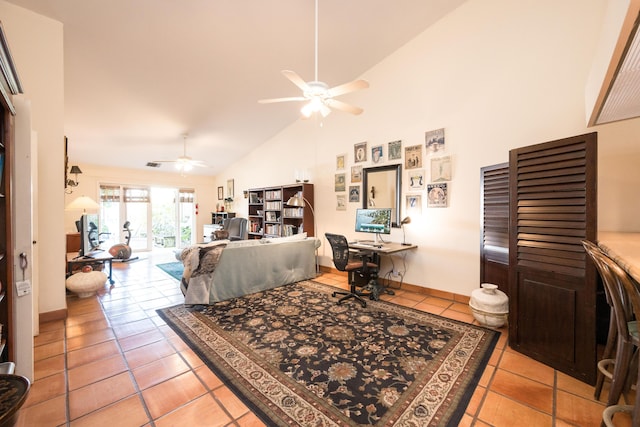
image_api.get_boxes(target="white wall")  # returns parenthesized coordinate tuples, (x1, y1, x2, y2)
(215, 0, 640, 296)
(0, 2, 66, 315)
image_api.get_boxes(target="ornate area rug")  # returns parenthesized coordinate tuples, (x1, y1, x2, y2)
(157, 280, 499, 426)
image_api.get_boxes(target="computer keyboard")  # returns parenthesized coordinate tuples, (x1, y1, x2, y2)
(84, 249, 104, 258)
(350, 241, 383, 248)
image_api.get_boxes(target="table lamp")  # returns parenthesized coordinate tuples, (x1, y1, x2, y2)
(65, 195, 100, 213)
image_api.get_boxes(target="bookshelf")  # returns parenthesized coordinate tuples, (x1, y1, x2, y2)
(247, 183, 314, 239)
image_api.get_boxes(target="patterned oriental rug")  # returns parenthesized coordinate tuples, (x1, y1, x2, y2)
(157, 280, 500, 426)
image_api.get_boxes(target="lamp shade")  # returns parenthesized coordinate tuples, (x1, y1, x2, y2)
(66, 195, 100, 212)
(69, 165, 82, 175)
(287, 195, 305, 207)
(401, 216, 411, 225)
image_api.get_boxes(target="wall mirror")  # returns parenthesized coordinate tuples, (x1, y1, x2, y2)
(362, 164, 402, 227)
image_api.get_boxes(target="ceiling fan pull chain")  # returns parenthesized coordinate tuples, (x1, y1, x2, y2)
(314, 0, 319, 82)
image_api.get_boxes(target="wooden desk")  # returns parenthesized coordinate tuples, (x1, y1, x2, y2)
(349, 242, 418, 299)
(598, 232, 640, 283)
(66, 232, 81, 253)
(67, 252, 115, 284)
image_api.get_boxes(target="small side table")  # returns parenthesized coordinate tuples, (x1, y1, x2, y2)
(67, 252, 115, 284)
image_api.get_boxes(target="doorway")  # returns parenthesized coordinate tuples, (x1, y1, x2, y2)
(99, 184, 195, 252)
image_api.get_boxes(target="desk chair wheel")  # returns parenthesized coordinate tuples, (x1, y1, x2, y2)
(332, 291, 367, 308)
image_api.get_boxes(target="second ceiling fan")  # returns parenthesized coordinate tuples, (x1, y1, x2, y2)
(259, 0, 369, 117)
(152, 134, 206, 172)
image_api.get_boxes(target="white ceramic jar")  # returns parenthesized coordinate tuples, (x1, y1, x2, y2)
(469, 283, 509, 328)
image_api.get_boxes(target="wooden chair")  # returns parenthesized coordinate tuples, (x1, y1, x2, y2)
(583, 241, 625, 401)
(582, 240, 638, 426)
(325, 233, 378, 308)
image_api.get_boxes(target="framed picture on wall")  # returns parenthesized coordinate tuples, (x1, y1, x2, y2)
(388, 140, 402, 160)
(335, 173, 346, 192)
(408, 169, 425, 190)
(336, 194, 346, 210)
(354, 141, 367, 163)
(371, 145, 383, 164)
(405, 145, 423, 169)
(425, 128, 445, 154)
(406, 194, 422, 214)
(227, 179, 234, 199)
(351, 165, 362, 183)
(217, 186, 223, 200)
(349, 186, 360, 203)
(431, 155, 452, 182)
(427, 183, 448, 207)
(336, 153, 346, 170)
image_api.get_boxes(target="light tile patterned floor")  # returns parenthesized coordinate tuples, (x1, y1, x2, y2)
(14, 249, 631, 426)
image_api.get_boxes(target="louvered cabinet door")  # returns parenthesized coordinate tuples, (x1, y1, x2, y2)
(509, 133, 597, 385)
(480, 163, 509, 294)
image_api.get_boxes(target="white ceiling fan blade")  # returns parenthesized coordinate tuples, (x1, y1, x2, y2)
(258, 96, 307, 104)
(282, 70, 310, 92)
(151, 160, 177, 163)
(328, 79, 369, 97)
(326, 99, 364, 115)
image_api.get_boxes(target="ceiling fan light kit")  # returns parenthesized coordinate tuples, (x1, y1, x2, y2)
(258, 0, 369, 118)
(151, 134, 206, 173)
(175, 158, 194, 172)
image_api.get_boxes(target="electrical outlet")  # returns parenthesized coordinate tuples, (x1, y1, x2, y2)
(392, 269, 399, 277)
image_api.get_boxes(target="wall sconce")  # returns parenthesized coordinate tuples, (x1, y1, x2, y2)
(65, 165, 82, 194)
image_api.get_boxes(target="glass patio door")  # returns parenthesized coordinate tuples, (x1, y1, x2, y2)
(100, 185, 152, 252)
(100, 184, 195, 252)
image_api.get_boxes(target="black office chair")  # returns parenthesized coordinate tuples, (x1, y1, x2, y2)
(325, 233, 378, 308)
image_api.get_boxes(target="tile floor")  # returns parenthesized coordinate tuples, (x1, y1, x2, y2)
(14, 249, 632, 426)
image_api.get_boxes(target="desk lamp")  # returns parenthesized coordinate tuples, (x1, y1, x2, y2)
(400, 216, 411, 245)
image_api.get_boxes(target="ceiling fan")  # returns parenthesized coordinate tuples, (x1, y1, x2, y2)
(258, 0, 369, 117)
(152, 134, 206, 172)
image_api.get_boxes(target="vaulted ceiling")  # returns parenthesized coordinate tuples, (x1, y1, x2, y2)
(6, 0, 468, 175)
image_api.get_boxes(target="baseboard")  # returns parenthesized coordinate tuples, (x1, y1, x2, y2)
(318, 265, 470, 304)
(39, 308, 67, 324)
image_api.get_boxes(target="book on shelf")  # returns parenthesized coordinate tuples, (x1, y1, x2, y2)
(282, 224, 296, 236)
(265, 223, 281, 236)
(265, 190, 282, 200)
(283, 207, 303, 217)
(249, 219, 262, 233)
(264, 201, 282, 210)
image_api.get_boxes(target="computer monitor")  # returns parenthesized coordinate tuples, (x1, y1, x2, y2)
(355, 208, 392, 244)
(78, 213, 100, 256)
